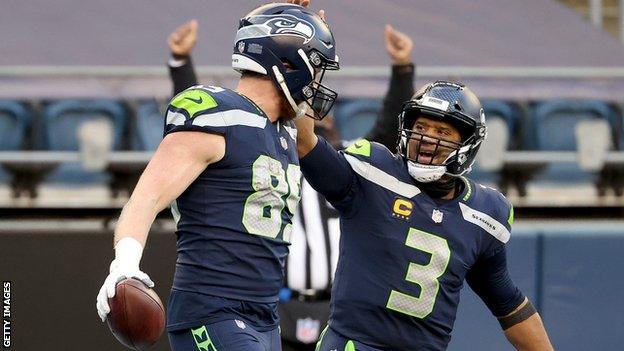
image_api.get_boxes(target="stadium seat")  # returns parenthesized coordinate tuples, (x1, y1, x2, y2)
(0, 101, 32, 183)
(471, 100, 521, 185)
(333, 99, 381, 141)
(0, 100, 31, 150)
(530, 100, 619, 183)
(482, 100, 521, 148)
(41, 100, 127, 184)
(135, 101, 165, 151)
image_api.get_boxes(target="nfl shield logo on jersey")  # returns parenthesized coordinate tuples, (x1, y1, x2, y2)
(296, 318, 320, 344)
(432, 209, 444, 223)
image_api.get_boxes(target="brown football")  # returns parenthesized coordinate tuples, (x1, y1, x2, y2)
(106, 278, 165, 350)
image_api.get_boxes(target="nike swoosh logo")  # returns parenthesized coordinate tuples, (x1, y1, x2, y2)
(354, 141, 364, 148)
(184, 96, 203, 104)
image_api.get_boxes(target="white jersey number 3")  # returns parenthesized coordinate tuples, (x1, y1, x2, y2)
(386, 228, 451, 318)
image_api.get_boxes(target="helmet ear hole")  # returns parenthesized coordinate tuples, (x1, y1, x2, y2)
(454, 103, 462, 111)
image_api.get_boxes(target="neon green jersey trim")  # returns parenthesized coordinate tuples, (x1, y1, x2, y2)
(345, 139, 371, 157)
(461, 177, 472, 202)
(171, 89, 218, 118)
(345, 340, 356, 351)
(508, 205, 514, 226)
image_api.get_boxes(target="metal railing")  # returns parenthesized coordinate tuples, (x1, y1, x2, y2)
(2, 65, 624, 79)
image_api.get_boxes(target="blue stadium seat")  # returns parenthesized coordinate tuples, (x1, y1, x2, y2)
(471, 100, 521, 184)
(0, 101, 32, 183)
(530, 100, 619, 183)
(42, 100, 126, 151)
(333, 99, 381, 141)
(135, 101, 164, 151)
(41, 100, 127, 184)
(533, 100, 618, 151)
(482, 100, 520, 147)
(0, 101, 31, 150)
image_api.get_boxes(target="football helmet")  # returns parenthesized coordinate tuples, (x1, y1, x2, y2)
(397, 81, 487, 182)
(232, 3, 339, 119)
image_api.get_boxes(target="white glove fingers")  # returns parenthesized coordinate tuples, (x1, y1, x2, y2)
(96, 299, 108, 321)
(96, 285, 110, 322)
(106, 278, 119, 299)
(140, 273, 155, 288)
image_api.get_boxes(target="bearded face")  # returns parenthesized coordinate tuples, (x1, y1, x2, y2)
(406, 116, 462, 166)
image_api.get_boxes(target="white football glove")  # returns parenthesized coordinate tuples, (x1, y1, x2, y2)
(96, 237, 154, 322)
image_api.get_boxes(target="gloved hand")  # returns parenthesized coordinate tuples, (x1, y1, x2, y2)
(96, 237, 154, 322)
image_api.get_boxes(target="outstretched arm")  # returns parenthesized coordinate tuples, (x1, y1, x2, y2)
(365, 25, 415, 149)
(167, 20, 200, 96)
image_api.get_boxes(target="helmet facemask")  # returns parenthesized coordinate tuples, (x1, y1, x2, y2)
(271, 50, 338, 120)
(397, 81, 487, 183)
(297, 51, 339, 120)
(399, 116, 464, 183)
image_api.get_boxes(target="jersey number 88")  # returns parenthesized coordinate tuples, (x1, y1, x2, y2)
(242, 155, 301, 241)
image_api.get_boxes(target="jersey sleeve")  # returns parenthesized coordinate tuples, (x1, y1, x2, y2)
(465, 247, 525, 317)
(300, 136, 361, 216)
(466, 188, 523, 317)
(164, 86, 230, 137)
(479, 190, 515, 259)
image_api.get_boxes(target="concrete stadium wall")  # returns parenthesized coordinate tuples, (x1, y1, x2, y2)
(1, 224, 623, 350)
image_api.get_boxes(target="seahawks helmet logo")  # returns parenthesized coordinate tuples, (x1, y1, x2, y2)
(266, 17, 314, 41)
(238, 14, 315, 44)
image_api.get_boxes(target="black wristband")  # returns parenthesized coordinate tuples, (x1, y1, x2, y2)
(392, 62, 414, 75)
(172, 53, 190, 61)
(498, 300, 537, 330)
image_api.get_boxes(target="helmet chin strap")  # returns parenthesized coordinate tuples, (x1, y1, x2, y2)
(272, 66, 308, 118)
(406, 161, 446, 183)
(401, 135, 447, 183)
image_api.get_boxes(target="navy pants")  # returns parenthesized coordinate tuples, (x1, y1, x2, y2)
(169, 319, 281, 351)
(316, 326, 384, 351)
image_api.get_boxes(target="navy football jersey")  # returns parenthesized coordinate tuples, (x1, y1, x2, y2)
(163, 85, 301, 330)
(307, 139, 516, 350)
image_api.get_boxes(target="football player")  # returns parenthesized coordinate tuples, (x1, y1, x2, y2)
(296, 82, 554, 350)
(95, 2, 339, 351)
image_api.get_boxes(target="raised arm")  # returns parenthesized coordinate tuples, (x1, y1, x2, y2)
(466, 248, 553, 350)
(365, 25, 415, 150)
(296, 115, 355, 203)
(96, 131, 225, 321)
(167, 20, 200, 96)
